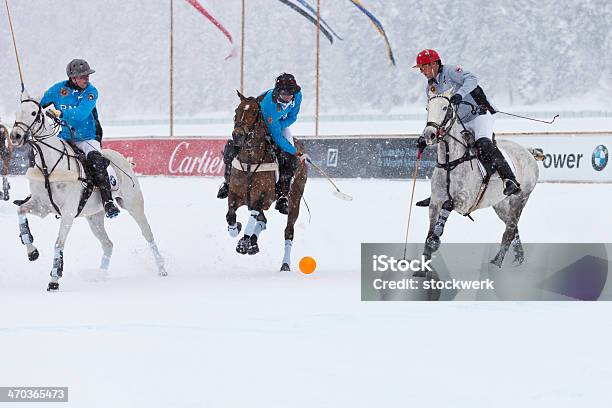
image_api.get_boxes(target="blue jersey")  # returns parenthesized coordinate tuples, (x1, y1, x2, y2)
(259, 89, 302, 155)
(41, 81, 99, 142)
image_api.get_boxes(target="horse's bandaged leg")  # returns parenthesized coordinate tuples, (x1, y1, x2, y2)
(228, 223, 241, 237)
(283, 239, 292, 266)
(18, 213, 33, 245)
(148, 241, 163, 266)
(100, 254, 111, 270)
(50, 248, 64, 278)
(243, 210, 258, 236)
(244, 210, 266, 237)
(433, 200, 454, 238)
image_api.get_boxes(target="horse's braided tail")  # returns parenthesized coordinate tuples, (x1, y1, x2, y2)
(528, 148, 545, 161)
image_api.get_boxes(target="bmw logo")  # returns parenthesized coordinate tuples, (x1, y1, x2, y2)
(592, 145, 608, 171)
(109, 175, 117, 187)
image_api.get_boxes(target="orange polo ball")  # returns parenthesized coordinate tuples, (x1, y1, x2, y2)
(299, 256, 317, 274)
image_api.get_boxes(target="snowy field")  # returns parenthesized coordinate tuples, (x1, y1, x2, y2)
(1, 175, 612, 407)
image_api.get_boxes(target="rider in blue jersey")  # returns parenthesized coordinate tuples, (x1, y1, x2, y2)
(41, 59, 119, 218)
(217, 73, 309, 215)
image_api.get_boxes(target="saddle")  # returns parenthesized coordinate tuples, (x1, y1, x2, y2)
(25, 145, 119, 192)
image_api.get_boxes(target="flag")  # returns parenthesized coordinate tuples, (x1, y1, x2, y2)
(277, 0, 336, 44)
(185, 0, 236, 59)
(294, 0, 343, 41)
(348, 0, 396, 65)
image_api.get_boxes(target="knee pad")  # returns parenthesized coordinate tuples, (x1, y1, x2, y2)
(475, 138, 495, 162)
(87, 151, 110, 170)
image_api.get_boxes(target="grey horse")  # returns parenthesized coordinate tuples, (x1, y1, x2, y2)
(421, 90, 541, 267)
(9, 95, 167, 291)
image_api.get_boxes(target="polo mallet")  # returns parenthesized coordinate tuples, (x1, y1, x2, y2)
(403, 148, 422, 260)
(495, 110, 559, 124)
(306, 158, 353, 201)
(4, 0, 25, 93)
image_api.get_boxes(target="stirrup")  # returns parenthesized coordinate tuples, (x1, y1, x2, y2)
(217, 182, 229, 199)
(416, 197, 431, 207)
(104, 200, 120, 218)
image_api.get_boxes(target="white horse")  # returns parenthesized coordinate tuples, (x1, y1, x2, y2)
(9, 95, 167, 291)
(421, 90, 541, 267)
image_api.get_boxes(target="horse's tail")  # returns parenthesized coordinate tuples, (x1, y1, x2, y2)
(527, 147, 545, 161)
(102, 148, 138, 189)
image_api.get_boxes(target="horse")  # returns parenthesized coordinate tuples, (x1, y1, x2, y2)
(420, 89, 540, 267)
(9, 94, 167, 291)
(226, 90, 308, 271)
(0, 122, 12, 201)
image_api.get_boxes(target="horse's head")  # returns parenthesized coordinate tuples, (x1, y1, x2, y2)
(422, 90, 456, 146)
(232, 90, 265, 148)
(10, 92, 53, 147)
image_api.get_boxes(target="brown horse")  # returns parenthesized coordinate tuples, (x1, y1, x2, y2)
(227, 91, 308, 271)
(0, 123, 12, 200)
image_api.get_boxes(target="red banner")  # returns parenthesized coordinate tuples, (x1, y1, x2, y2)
(103, 138, 226, 176)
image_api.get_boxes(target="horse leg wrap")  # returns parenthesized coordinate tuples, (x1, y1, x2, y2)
(100, 254, 111, 270)
(2, 176, 9, 191)
(244, 210, 259, 236)
(228, 222, 241, 237)
(433, 200, 454, 238)
(18, 214, 33, 245)
(50, 248, 64, 278)
(282, 239, 293, 266)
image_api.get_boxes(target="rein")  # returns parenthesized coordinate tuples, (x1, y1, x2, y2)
(13, 99, 85, 216)
(232, 100, 276, 205)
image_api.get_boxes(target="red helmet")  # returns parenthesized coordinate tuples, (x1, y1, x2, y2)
(413, 49, 441, 68)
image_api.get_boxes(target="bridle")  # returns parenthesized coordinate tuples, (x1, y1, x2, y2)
(12, 99, 81, 217)
(12, 99, 60, 142)
(426, 95, 457, 143)
(232, 98, 267, 151)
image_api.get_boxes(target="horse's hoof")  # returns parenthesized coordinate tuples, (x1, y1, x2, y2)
(490, 255, 504, 268)
(228, 222, 241, 238)
(425, 234, 441, 253)
(2, 192, 9, 201)
(247, 243, 259, 255)
(247, 236, 259, 255)
(280, 263, 290, 271)
(158, 267, 168, 277)
(512, 253, 525, 266)
(236, 236, 250, 254)
(47, 281, 59, 292)
(28, 249, 39, 261)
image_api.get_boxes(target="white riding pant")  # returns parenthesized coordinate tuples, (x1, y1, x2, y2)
(282, 128, 294, 146)
(463, 111, 495, 141)
(75, 140, 101, 156)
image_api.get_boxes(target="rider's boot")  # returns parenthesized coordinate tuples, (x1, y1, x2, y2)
(475, 138, 521, 196)
(88, 151, 120, 218)
(416, 197, 430, 207)
(275, 150, 298, 215)
(275, 174, 291, 215)
(217, 140, 239, 199)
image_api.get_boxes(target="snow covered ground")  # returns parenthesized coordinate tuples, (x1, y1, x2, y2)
(1, 176, 611, 407)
